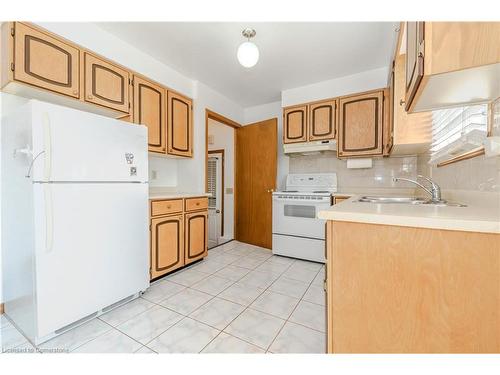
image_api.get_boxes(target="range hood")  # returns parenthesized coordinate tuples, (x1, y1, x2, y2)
(284, 140, 337, 155)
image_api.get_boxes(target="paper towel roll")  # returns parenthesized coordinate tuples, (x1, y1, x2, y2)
(346, 158, 373, 169)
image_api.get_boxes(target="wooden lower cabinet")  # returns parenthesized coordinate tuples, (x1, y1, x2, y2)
(326, 220, 500, 353)
(150, 214, 184, 279)
(184, 211, 208, 265)
(150, 198, 208, 280)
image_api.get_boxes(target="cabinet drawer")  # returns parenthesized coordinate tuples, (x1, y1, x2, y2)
(185, 197, 208, 212)
(150, 199, 183, 217)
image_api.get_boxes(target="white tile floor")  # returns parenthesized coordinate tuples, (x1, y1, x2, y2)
(0, 240, 326, 354)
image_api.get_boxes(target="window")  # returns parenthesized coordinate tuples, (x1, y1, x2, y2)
(429, 103, 488, 165)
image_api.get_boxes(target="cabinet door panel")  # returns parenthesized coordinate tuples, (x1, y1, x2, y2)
(309, 100, 336, 141)
(405, 22, 425, 112)
(13, 22, 80, 98)
(338, 91, 384, 157)
(283, 105, 307, 143)
(84, 52, 130, 113)
(151, 214, 184, 279)
(133, 76, 166, 153)
(185, 211, 208, 265)
(167, 91, 193, 157)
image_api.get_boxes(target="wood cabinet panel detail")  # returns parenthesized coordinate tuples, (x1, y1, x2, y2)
(133, 76, 166, 153)
(84, 52, 130, 113)
(167, 91, 193, 157)
(185, 211, 208, 264)
(309, 100, 337, 141)
(338, 90, 384, 157)
(13, 22, 80, 98)
(283, 105, 308, 143)
(150, 214, 184, 279)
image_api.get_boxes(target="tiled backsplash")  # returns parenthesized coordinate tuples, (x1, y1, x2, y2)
(417, 153, 500, 192)
(288, 154, 417, 190)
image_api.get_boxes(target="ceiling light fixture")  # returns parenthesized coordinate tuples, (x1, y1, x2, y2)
(237, 28, 259, 68)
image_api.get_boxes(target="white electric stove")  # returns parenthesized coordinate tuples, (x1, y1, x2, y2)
(272, 173, 337, 263)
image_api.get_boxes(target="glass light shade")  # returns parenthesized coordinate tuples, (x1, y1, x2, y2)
(237, 41, 259, 68)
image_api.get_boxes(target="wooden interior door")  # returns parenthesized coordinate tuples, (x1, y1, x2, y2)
(338, 90, 384, 157)
(309, 99, 337, 141)
(150, 214, 184, 279)
(84, 52, 130, 113)
(167, 91, 193, 157)
(235, 118, 277, 249)
(133, 76, 166, 153)
(13, 22, 80, 98)
(185, 211, 208, 264)
(283, 105, 307, 143)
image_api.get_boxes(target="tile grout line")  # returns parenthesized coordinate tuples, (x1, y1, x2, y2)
(266, 263, 325, 352)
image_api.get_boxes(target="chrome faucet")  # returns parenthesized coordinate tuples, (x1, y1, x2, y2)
(393, 175, 443, 203)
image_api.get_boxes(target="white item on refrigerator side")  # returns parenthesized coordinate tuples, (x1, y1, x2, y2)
(2, 100, 149, 345)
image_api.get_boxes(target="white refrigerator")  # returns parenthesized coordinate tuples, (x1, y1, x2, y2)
(2, 100, 149, 345)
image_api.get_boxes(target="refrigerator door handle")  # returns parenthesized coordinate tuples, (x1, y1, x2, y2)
(42, 112, 52, 181)
(44, 184, 54, 253)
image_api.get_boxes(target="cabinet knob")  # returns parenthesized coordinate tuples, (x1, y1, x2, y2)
(167, 205, 171, 209)
(88, 94, 93, 100)
(196, 202, 200, 206)
(399, 99, 406, 106)
(73, 90, 79, 95)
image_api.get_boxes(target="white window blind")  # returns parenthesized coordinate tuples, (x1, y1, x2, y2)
(207, 158, 217, 208)
(429, 103, 488, 164)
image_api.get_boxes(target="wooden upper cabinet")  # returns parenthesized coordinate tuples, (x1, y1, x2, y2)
(405, 22, 425, 112)
(184, 211, 208, 265)
(338, 90, 384, 157)
(13, 22, 80, 98)
(283, 105, 308, 144)
(133, 75, 166, 153)
(150, 214, 184, 279)
(167, 91, 193, 157)
(384, 69, 395, 156)
(84, 52, 130, 113)
(309, 99, 337, 141)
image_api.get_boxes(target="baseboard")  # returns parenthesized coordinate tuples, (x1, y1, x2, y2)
(0, 303, 4, 314)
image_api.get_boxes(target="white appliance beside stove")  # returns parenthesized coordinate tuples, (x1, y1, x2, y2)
(272, 173, 337, 263)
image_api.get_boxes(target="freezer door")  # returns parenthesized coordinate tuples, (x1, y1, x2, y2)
(30, 101, 148, 182)
(33, 183, 149, 339)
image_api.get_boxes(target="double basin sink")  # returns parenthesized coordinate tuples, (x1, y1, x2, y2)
(356, 196, 466, 207)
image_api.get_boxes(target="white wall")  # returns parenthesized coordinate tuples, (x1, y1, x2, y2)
(244, 101, 288, 190)
(208, 119, 235, 241)
(176, 81, 244, 193)
(281, 67, 389, 107)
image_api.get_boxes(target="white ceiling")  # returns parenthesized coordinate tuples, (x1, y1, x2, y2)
(97, 22, 398, 107)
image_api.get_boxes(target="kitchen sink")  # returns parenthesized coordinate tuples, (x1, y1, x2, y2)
(356, 196, 466, 207)
(356, 196, 428, 204)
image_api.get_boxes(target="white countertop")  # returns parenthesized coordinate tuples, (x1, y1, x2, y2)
(318, 192, 500, 234)
(149, 191, 211, 200)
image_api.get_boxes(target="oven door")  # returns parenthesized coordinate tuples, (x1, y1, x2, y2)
(272, 197, 330, 239)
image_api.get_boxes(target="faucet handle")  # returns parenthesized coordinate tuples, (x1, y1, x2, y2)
(417, 175, 439, 189)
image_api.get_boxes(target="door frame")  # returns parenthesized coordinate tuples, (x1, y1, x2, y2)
(207, 149, 225, 238)
(205, 109, 241, 239)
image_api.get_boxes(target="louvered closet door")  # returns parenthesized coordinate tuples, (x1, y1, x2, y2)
(207, 157, 217, 208)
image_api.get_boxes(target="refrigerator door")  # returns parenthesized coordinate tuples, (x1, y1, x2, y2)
(29, 101, 148, 183)
(33, 182, 149, 340)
